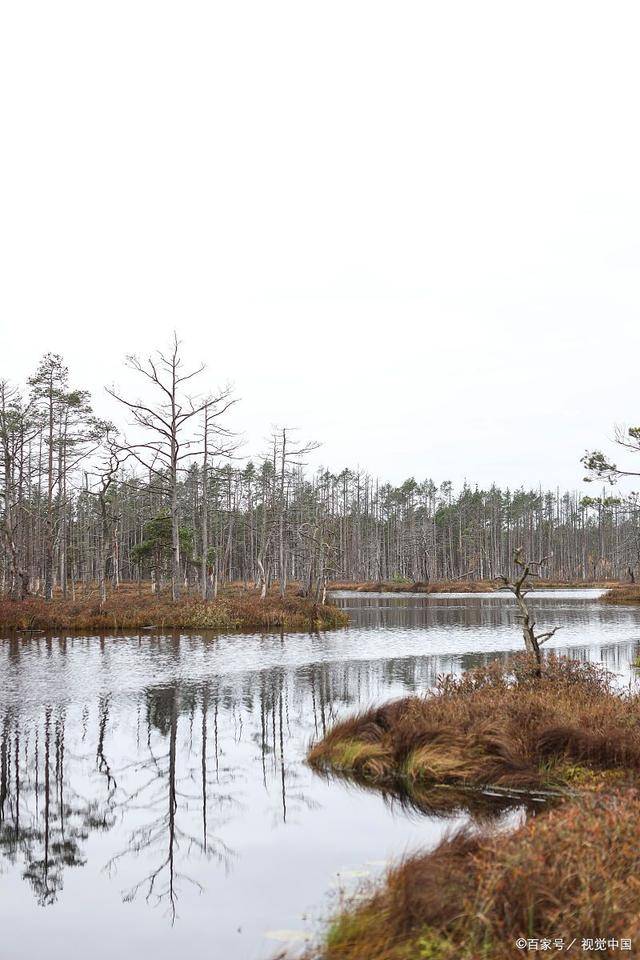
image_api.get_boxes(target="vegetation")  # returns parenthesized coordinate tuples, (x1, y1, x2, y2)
(331, 578, 616, 593)
(330, 579, 499, 593)
(304, 657, 640, 959)
(0, 582, 349, 633)
(2, 342, 640, 610)
(303, 789, 640, 960)
(603, 583, 640, 604)
(308, 656, 640, 794)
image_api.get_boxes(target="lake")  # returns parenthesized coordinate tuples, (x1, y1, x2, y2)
(1, 590, 639, 959)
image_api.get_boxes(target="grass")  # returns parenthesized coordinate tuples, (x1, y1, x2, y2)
(312, 763, 543, 821)
(330, 579, 497, 593)
(330, 579, 617, 594)
(302, 657, 640, 959)
(0, 582, 349, 633)
(308, 655, 640, 794)
(603, 583, 640, 604)
(304, 789, 640, 960)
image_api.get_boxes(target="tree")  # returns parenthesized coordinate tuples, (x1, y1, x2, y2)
(496, 549, 559, 676)
(131, 516, 193, 593)
(0, 381, 35, 598)
(271, 427, 320, 598)
(107, 335, 235, 601)
(28, 354, 102, 599)
(198, 401, 239, 600)
(583, 424, 640, 487)
(86, 428, 126, 602)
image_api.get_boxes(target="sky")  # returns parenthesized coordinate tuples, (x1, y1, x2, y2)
(2, 1, 640, 492)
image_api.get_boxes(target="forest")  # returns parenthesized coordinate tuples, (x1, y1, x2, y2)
(1, 339, 638, 605)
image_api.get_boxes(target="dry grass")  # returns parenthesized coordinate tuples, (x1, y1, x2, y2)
(330, 579, 497, 593)
(303, 658, 640, 959)
(308, 656, 640, 794)
(311, 763, 542, 822)
(603, 583, 640, 604)
(330, 579, 617, 594)
(305, 789, 640, 960)
(0, 581, 349, 633)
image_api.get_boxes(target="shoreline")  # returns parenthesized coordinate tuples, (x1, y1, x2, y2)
(302, 655, 640, 959)
(329, 578, 618, 594)
(299, 788, 639, 960)
(0, 583, 349, 634)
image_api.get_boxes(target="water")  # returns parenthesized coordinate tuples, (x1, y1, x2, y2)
(1, 590, 639, 959)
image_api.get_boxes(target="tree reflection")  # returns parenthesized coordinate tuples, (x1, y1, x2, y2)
(0, 630, 539, 927)
(105, 682, 235, 924)
(0, 705, 114, 905)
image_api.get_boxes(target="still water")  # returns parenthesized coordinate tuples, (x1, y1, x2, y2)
(1, 590, 639, 959)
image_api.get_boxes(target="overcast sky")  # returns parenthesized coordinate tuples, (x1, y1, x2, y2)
(2, 2, 639, 491)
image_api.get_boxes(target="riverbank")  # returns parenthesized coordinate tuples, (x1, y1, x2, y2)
(304, 656, 640, 959)
(602, 583, 640, 604)
(302, 788, 639, 960)
(308, 656, 639, 794)
(0, 583, 349, 633)
(330, 579, 618, 593)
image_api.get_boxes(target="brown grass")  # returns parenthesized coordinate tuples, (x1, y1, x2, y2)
(303, 658, 640, 959)
(603, 583, 640, 604)
(330, 579, 617, 594)
(311, 763, 544, 822)
(0, 581, 349, 633)
(330, 579, 498, 593)
(305, 789, 640, 960)
(308, 656, 640, 795)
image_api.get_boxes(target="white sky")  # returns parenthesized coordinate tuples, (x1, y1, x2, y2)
(2, 2, 639, 491)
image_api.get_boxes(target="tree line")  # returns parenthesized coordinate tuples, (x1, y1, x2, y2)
(2, 337, 639, 601)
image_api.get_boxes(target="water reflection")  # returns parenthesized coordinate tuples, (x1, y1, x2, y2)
(0, 704, 106, 906)
(0, 592, 639, 959)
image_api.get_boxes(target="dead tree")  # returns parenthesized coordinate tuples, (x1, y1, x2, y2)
(86, 428, 127, 603)
(496, 548, 559, 675)
(198, 402, 239, 600)
(107, 335, 235, 602)
(271, 428, 320, 599)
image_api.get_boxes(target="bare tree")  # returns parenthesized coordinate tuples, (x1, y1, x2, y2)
(6, 343, 640, 598)
(496, 548, 559, 676)
(107, 335, 235, 602)
(271, 427, 320, 598)
(86, 428, 127, 602)
(198, 402, 239, 600)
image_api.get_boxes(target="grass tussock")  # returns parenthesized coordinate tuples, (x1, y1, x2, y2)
(0, 582, 349, 634)
(312, 763, 541, 821)
(308, 656, 640, 794)
(304, 658, 640, 960)
(305, 789, 640, 960)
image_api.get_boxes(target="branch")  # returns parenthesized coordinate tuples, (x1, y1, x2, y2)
(536, 627, 560, 645)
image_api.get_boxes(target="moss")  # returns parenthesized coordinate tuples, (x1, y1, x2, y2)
(415, 932, 487, 960)
(330, 579, 616, 594)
